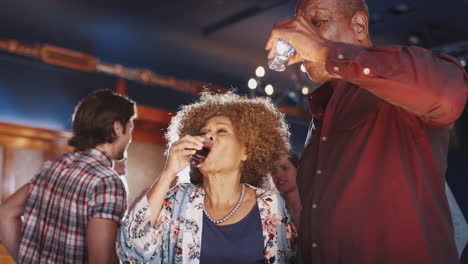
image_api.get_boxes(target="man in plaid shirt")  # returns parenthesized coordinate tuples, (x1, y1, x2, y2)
(0, 90, 136, 263)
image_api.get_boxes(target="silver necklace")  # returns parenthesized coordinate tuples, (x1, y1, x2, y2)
(203, 184, 246, 224)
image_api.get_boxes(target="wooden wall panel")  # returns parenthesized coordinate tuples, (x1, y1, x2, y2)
(9, 149, 44, 194)
(0, 122, 73, 200)
(1, 147, 14, 201)
(0, 146, 3, 201)
(126, 141, 166, 205)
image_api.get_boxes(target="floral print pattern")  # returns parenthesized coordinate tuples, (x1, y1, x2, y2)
(117, 183, 297, 264)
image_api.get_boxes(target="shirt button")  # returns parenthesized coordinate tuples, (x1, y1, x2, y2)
(312, 204, 318, 209)
(321, 136, 327, 141)
(363, 68, 371, 75)
(316, 169, 322, 175)
(312, 243, 318, 248)
(333, 66, 339, 72)
(337, 54, 344, 60)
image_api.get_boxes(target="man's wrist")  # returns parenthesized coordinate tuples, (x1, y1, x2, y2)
(318, 40, 332, 63)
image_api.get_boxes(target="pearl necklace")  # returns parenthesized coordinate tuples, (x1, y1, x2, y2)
(203, 184, 246, 224)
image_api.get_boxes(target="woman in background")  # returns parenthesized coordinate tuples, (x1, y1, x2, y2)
(271, 152, 301, 226)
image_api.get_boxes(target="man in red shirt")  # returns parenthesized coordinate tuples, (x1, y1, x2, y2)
(0, 90, 136, 263)
(266, 0, 468, 263)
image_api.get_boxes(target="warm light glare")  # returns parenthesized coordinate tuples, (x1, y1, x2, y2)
(301, 86, 309, 95)
(265, 84, 274, 95)
(300, 64, 307, 72)
(255, 66, 265, 77)
(248, 78, 258, 89)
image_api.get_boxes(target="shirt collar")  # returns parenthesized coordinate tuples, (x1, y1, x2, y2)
(84, 147, 113, 167)
(307, 82, 334, 120)
(307, 80, 353, 120)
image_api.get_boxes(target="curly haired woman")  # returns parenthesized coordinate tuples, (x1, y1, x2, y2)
(117, 91, 297, 264)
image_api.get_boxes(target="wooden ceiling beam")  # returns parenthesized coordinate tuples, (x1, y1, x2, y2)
(0, 39, 310, 120)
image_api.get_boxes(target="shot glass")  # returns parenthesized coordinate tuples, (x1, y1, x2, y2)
(268, 38, 296, 72)
(190, 134, 214, 167)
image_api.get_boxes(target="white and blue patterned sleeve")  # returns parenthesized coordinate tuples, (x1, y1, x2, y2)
(117, 186, 178, 263)
(277, 194, 298, 264)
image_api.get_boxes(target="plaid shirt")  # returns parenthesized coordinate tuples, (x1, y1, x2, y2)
(18, 148, 127, 264)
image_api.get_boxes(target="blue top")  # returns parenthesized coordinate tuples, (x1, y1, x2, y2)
(200, 203, 264, 264)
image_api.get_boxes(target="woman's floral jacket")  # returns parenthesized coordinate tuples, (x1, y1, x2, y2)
(117, 183, 297, 263)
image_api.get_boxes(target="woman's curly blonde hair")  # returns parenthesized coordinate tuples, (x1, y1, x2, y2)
(165, 91, 291, 187)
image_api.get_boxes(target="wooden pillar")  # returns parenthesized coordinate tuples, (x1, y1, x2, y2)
(1, 146, 14, 200)
(115, 79, 127, 95)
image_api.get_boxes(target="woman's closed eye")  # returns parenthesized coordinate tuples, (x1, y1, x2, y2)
(217, 128, 228, 134)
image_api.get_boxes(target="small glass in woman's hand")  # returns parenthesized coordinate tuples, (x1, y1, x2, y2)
(190, 134, 214, 167)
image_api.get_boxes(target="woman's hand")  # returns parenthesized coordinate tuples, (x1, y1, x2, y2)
(162, 135, 204, 177)
(146, 135, 204, 226)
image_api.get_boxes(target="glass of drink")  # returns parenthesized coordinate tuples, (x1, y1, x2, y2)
(190, 134, 214, 167)
(268, 38, 296, 72)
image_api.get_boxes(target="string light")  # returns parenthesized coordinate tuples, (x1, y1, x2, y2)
(255, 66, 265, 77)
(301, 85, 309, 95)
(265, 84, 274, 95)
(248, 78, 258, 89)
(459, 58, 466, 67)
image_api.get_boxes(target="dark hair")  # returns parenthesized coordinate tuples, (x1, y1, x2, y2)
(165, 91, 291, 187)
(68, 89, 136, 151)
(287, 152, 299, 168)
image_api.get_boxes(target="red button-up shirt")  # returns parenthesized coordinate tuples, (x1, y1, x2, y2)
(297, 42, 468, 264)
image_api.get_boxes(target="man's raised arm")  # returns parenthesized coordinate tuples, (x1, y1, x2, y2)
(325, 42, 468, 126)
